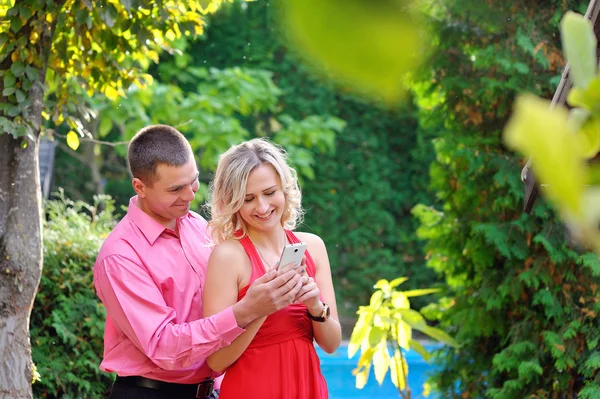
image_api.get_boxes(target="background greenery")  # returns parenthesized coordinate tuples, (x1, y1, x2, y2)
(31, 0, 600, 398)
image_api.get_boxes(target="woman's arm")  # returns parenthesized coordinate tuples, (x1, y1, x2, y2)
(295, 233, 342, 354)
(202, 241, 266, 373)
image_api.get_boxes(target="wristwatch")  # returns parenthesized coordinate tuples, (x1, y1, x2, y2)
(307, 303, 330, 322)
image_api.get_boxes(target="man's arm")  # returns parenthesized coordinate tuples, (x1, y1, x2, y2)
(94, 254, 244, 371)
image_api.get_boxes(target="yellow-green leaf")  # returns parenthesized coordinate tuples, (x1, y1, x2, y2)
(395, 308, 426, 330)
(396, 320, 412, 350)
(403, 288, 441, 297)
(278, 0, 425, 103)
(504, 94, 587, 220)
(66, 131, 80, 150)
(561, 12, 597, 89)
(576, 118, 600, 159)
(419, 325, 459, 348)
(389, 277, 408, 288)
(566, 79, 600, 113)
(372, 344, 390, 385)
(408, 339, 431, 363)
(391, 291, 410, 309)
(389, 349, 408, 390)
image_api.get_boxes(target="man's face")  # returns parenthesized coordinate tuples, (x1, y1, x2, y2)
(134, 159, 199, 227)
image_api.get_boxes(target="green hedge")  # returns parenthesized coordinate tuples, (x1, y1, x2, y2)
(31, 192, 116, 398)
(186, 1, 437, 314)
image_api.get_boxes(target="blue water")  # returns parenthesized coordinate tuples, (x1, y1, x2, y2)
(317, 344, 439, 399)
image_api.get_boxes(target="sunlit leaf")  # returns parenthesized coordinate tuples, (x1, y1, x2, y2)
(389, 349, 407, 390)
(368, 326, 387, 347)
(66, 131, 80, 151)
(370, 289, 383, 307)
(403, 288, 441, 297)
(576, 118, 600, 159)
(395, 308, 426, 330)
(396, 320, 412, 349)
(391, 291, 410, 309)
(278, 0, 425, 103)
(567, 79, 600, 114)
(389, 277, 408, 288)
(348, 310, 373, 358)
(373, 343, 390, 385)
(418, 325, 459, 348)
(561, 12, 597, 89)
(504, 94, 587, 220)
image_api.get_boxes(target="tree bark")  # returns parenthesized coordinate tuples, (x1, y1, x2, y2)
(0, 8, 50, 395)
(0, 133, 42, 399)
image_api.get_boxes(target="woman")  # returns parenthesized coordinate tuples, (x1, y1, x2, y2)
(203, 138, 342, 398)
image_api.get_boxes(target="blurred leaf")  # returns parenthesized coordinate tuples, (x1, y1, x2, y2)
(504, 94, 587, 220)
(561, 12, 597, 89)
(66, 130, 80, 151)
(278, 0, 425, 103)
(408, 339, 431, 363)
(373, 344, 390, 385)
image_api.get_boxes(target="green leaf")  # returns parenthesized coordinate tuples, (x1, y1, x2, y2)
(11, 61, 24, 77)
(2, 87, 16, 96)
(418, 325, 459, 348)
(15, 89, 25, 103)
(395, 309, 426, 329)
(4, 70, 16, 88)
(25, 66, 39, 81)
(408, 339, 431, 363)
(0, 33, 8, 47)
(368, 326, 387, 348)
(66, 131, 80, 151)
(10, 16, 23, 33)
(561, 12, 597, 89)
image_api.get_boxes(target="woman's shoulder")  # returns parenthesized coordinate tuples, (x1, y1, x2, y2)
(210, 238, 247, 262)
(293, 231, 325, 248)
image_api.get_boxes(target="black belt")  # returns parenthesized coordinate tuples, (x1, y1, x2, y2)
(115, 376, 215, 398)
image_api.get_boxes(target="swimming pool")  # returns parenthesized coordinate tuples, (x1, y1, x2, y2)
(317, 343, 439, 399)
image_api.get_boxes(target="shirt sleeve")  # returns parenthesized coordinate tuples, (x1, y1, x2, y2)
(94, 254, 245, 371)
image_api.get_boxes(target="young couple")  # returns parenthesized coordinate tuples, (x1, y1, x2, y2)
(93, 124, 341, 399)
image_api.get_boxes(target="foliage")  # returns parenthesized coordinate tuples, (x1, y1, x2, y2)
(184, 0, 437, 315)
(276, 0, 427, 103)
(504, 11, 600, 253)
(348, 278, 458, 398)
(412, 0, 600, 397)
(51, 61, 344, 210)
(0, 0, 229, 142)
(30, 191, 117, 398)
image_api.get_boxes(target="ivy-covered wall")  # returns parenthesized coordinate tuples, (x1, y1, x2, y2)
(186, 1, 437, 315)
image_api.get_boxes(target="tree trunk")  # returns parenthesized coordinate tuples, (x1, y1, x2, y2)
(0, 14, 48, 395)
(0, 133, 42, 399)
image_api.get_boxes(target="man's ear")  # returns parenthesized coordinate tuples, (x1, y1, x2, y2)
(132, 178, 147, 198)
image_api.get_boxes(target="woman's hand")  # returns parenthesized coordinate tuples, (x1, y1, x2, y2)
(294, 276, 322, 314)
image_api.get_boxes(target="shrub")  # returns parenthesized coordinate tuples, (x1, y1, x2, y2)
(31, 192, 116, 398)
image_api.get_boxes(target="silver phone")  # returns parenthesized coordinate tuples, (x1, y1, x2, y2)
(277, 242, 307, 270)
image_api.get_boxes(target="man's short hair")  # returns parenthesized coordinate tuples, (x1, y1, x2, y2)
(128, 124, 193, 185)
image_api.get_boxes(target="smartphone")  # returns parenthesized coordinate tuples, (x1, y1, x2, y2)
(277, 242, 307, 270)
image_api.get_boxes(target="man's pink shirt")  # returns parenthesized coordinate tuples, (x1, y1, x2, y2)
(94, 196, 244, 383)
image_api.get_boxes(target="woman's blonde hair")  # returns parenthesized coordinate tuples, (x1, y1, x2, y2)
(207, 138, 303, 244)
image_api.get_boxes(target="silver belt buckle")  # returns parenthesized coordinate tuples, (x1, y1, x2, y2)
(196, 378, 214, 398)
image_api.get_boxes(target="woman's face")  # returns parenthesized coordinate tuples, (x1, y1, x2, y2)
(239, 163, 286, 234)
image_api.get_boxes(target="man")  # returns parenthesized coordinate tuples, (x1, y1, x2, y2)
(94, 124, 305, 399)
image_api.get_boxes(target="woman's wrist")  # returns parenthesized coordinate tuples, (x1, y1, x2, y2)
(307, 301, 324, 316)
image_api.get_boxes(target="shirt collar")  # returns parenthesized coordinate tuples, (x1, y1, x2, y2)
(127, 196, 175, 245)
